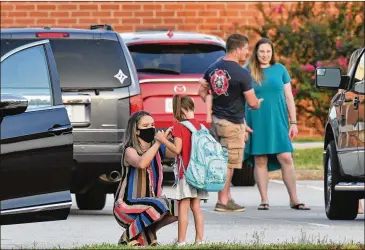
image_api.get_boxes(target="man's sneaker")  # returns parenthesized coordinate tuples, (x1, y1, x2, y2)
(215, 200, 245, 212)
(229, 199, 246, 211)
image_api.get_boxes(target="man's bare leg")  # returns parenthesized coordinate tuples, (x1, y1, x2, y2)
(358, 200, 364, 214)
(217, 168, 234, 205)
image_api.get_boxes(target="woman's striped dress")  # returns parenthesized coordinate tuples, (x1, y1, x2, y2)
(113, 144, 178, 246)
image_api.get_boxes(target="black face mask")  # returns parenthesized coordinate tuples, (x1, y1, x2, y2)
(137, 127, 155, 143)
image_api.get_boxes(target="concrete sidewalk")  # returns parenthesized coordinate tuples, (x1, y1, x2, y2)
(292, 142, 323, 149)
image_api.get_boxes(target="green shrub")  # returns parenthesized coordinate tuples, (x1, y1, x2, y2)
(232, 2, 364, 132)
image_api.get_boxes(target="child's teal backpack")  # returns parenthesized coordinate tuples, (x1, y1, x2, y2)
(176, 120, 228, 192)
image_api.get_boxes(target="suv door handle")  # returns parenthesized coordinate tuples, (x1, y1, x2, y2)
(48, 124, 72, 135)
(344, 98, 353, 103)
(354, 96, 360, 110)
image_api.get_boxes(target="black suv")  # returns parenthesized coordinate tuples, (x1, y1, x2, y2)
(316, 47, 364, 220)
(0, 40, 74, 225)
(1, 25, 141, 210)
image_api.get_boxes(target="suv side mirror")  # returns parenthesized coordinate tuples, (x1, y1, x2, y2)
(315, 67, 342, 90)
(0, 94, 28, 117)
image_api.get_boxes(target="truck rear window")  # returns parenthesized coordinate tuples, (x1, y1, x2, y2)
(1, 39, 131, 89)
(128, 44, 225, 75)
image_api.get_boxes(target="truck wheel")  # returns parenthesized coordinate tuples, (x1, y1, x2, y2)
(324, 141, 358, 220)
(231, 161, 256, 186)
(76, 184, 106, 210)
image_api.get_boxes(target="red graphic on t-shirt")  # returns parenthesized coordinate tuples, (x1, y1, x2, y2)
(210, 69, 231, 96)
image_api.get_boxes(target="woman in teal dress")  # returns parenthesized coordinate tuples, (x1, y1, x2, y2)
(244, 38, 310, 211)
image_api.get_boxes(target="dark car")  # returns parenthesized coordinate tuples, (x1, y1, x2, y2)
(1, 25, 141, 211)
(120, 30, 256, 186)
(315, 47, 364, 220)
(0, 40, 74, 225)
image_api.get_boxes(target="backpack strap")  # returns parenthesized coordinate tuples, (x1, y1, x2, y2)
(180, 120, 200, 133)
(179, 154, 186, 173)
(172, 154, 185, 187)
(200, 124, 208, 131)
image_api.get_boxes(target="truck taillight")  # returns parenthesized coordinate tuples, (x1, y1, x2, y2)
(130, 94, 143, 114)
(36, 32, 70, 38)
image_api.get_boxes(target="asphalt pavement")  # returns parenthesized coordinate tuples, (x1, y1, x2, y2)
(1, 180, 364, 249)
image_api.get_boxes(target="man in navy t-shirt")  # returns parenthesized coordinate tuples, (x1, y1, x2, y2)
(204, 58, 254, 124)
(199, 33, 263, 212)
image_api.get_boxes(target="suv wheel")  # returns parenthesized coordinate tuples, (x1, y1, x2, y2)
(231, 161, 256, 186)
(76, 183, 107, 210)
(324, 141, 358, 220)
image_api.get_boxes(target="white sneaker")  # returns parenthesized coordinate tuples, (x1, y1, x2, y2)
(194, 241, 205, 245)
(176, 241, 186, 246)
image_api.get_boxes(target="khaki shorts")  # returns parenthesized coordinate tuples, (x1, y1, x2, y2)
(210, 117, 246, 169)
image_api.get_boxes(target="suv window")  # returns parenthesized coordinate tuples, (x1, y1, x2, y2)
(353, 52, 364, 82)
(128, 44, 225, 75)
(1, 39, 131, 89)
(1, 45, 53, 111)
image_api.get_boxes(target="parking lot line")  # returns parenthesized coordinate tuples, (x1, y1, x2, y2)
(270, 180, 324, 192)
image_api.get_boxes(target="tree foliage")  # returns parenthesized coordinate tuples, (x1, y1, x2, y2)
(233, 2, 364, 131)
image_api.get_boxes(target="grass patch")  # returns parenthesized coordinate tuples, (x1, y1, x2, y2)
(293, 137, 323, 143)
(69, 231, 362, 250)
(294, 147, 323, 170)
(75, 243, 364, 249)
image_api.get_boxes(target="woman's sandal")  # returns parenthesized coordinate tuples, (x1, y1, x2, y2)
(117, 240, 127, 245)
(118, 235, 128, 245)
(291, 203, 310, 210)
(258, 203, 270, 210)
(150, 240, 159, 246)
(127, 240, 142, 246)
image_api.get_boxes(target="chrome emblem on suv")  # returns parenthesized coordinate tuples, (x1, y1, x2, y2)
(174, 84, 186, 93)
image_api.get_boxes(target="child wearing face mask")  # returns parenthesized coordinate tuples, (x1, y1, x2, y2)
(155, 95, 208, 246)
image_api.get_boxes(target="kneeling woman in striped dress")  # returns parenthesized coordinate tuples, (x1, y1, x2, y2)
(114, 111, 178, 246)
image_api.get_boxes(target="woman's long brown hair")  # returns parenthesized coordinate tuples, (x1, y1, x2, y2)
(245, 38, 276, 85)
(172, 95, 194, 121)
(123, 111, 152, 155)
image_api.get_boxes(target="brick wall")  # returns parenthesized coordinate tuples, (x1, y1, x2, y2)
(0, 1, 323, 138)
(0, 1, 289, 39)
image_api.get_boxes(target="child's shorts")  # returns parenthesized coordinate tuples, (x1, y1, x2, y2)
(175, 176, 209, 201)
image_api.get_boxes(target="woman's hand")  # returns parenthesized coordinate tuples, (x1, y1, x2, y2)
(155, 131, 166, 143)
(289, 124, 298, 141)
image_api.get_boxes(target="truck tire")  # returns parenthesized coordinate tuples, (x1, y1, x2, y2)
(231, 161, 256, 186)
(76, 184, 107, 210)
(324, 141, 358, 220)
